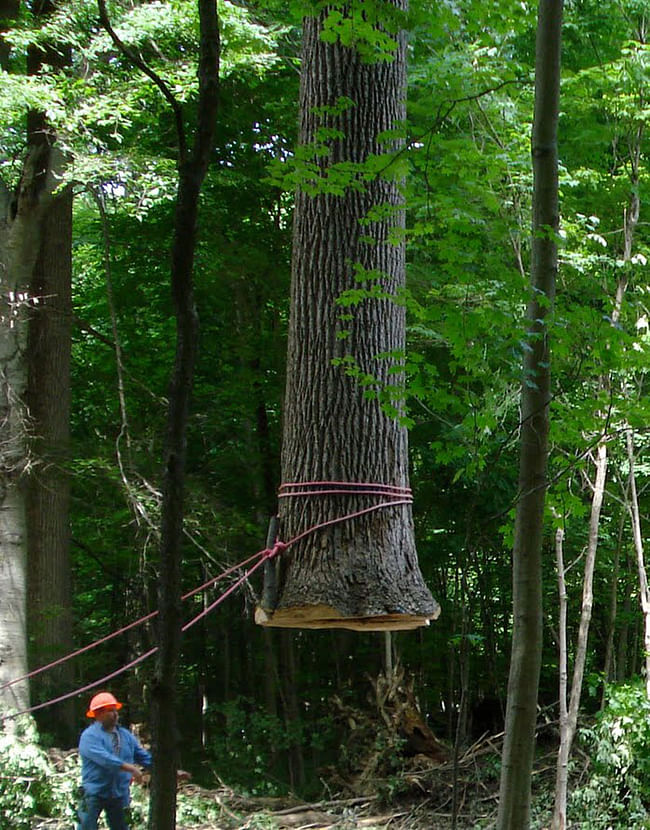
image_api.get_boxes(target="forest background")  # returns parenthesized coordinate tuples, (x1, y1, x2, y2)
(1, 0, 649, 826)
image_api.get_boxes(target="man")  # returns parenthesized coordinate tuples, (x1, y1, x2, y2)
(77, 691, 189, 830)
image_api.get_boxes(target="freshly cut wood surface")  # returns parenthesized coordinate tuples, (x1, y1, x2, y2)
(255, 603, 437, 630)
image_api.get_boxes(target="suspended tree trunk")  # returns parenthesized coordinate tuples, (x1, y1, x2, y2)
(24, 5, 74, 741)
(257, 0, 438, 632)
(497, 2, 562, 827)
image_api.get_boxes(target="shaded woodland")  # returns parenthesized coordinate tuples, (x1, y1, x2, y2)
(1, 0, 650, 827)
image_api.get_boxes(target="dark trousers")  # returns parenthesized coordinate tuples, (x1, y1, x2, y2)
(77, 793, 129, 830)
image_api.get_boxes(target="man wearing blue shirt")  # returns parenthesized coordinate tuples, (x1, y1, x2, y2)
(77, 691, 152, 830)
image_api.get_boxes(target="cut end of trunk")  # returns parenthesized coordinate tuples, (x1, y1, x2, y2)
(255, 602, 440, 631)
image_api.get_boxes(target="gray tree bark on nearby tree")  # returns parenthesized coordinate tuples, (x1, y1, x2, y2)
(0, 0, 70, 716)
(497, 1, 563, 827)
(257, 0, 439, 632)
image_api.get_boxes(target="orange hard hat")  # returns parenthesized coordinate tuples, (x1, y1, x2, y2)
(86, 691, 123, 718)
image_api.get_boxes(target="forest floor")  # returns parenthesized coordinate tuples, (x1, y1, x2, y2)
(32, 671, 559, 828)
(33, 730, 560, 830)
(169, 737, 513, 829)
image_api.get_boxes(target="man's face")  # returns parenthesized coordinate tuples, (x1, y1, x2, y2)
(94, 706, 119, 729)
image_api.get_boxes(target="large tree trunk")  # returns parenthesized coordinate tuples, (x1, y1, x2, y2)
(0, 0, 72, 723)
(0, 0, 28, 717)
(0, 138, 61, 713)
(24, 9, 74, 739)
(25, 182, 74, 740)
(257, 1, 438, 632)
(0, 185, 29, 714)
(497, 2, 562, 827)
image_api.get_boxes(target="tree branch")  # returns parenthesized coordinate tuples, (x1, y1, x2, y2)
(96, 0, 188, 162)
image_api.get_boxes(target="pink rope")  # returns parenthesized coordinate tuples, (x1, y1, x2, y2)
(279, 488, 413, 499)
(1, 486, 411, 720)
(279, 481, 411, 499)
(288, 500, 412, 546)
(1, 552, 271, 721)
(0, 549, 265, 694)
(5, 647, 159, 720)
(280, 480, 411, 489)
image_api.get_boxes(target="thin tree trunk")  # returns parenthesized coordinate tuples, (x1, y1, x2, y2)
(497, 3, 562, 827)
(625, 430, 650, 697)
(96, 0, 219, 826)
(554, 526, 567, 816)
(617, 557, 632, 680)
(280, 630, 305, 791)
(552, 442, 607, 830)
(147, 1, 219, 823)
(601, 513, 624, 704)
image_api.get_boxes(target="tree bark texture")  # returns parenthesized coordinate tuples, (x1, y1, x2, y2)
(24, 13, 74, 738)
(261, 3, 438, 631)
(25, 183, 74, 737)
(0, 136, 61, 712)
(497, 2, 562, 827)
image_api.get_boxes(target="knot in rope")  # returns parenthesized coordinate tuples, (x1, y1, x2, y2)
(264, 540, 288, 560)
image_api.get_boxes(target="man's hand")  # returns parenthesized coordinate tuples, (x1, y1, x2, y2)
(121, 762, 144, 784)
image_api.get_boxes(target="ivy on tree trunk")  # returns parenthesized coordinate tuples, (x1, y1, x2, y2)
(258, 1, 438, 632)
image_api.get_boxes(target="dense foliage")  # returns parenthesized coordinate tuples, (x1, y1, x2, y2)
(1, 0, 650, 824)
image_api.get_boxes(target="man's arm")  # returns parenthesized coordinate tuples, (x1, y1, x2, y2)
(120, 762, 144, 783)
(128, 732, 191, 783)
(133, 740, 152, 769)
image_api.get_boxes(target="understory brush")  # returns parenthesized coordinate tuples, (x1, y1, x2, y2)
(570, 682, 650, 828)
(0, 715, 77, 829)
(0, 713, 242, 828)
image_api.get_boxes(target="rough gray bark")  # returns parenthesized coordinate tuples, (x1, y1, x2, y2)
(0, 133, 62, 713)
(497, 2, 562, 827)
(258, 2, 438, 632)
